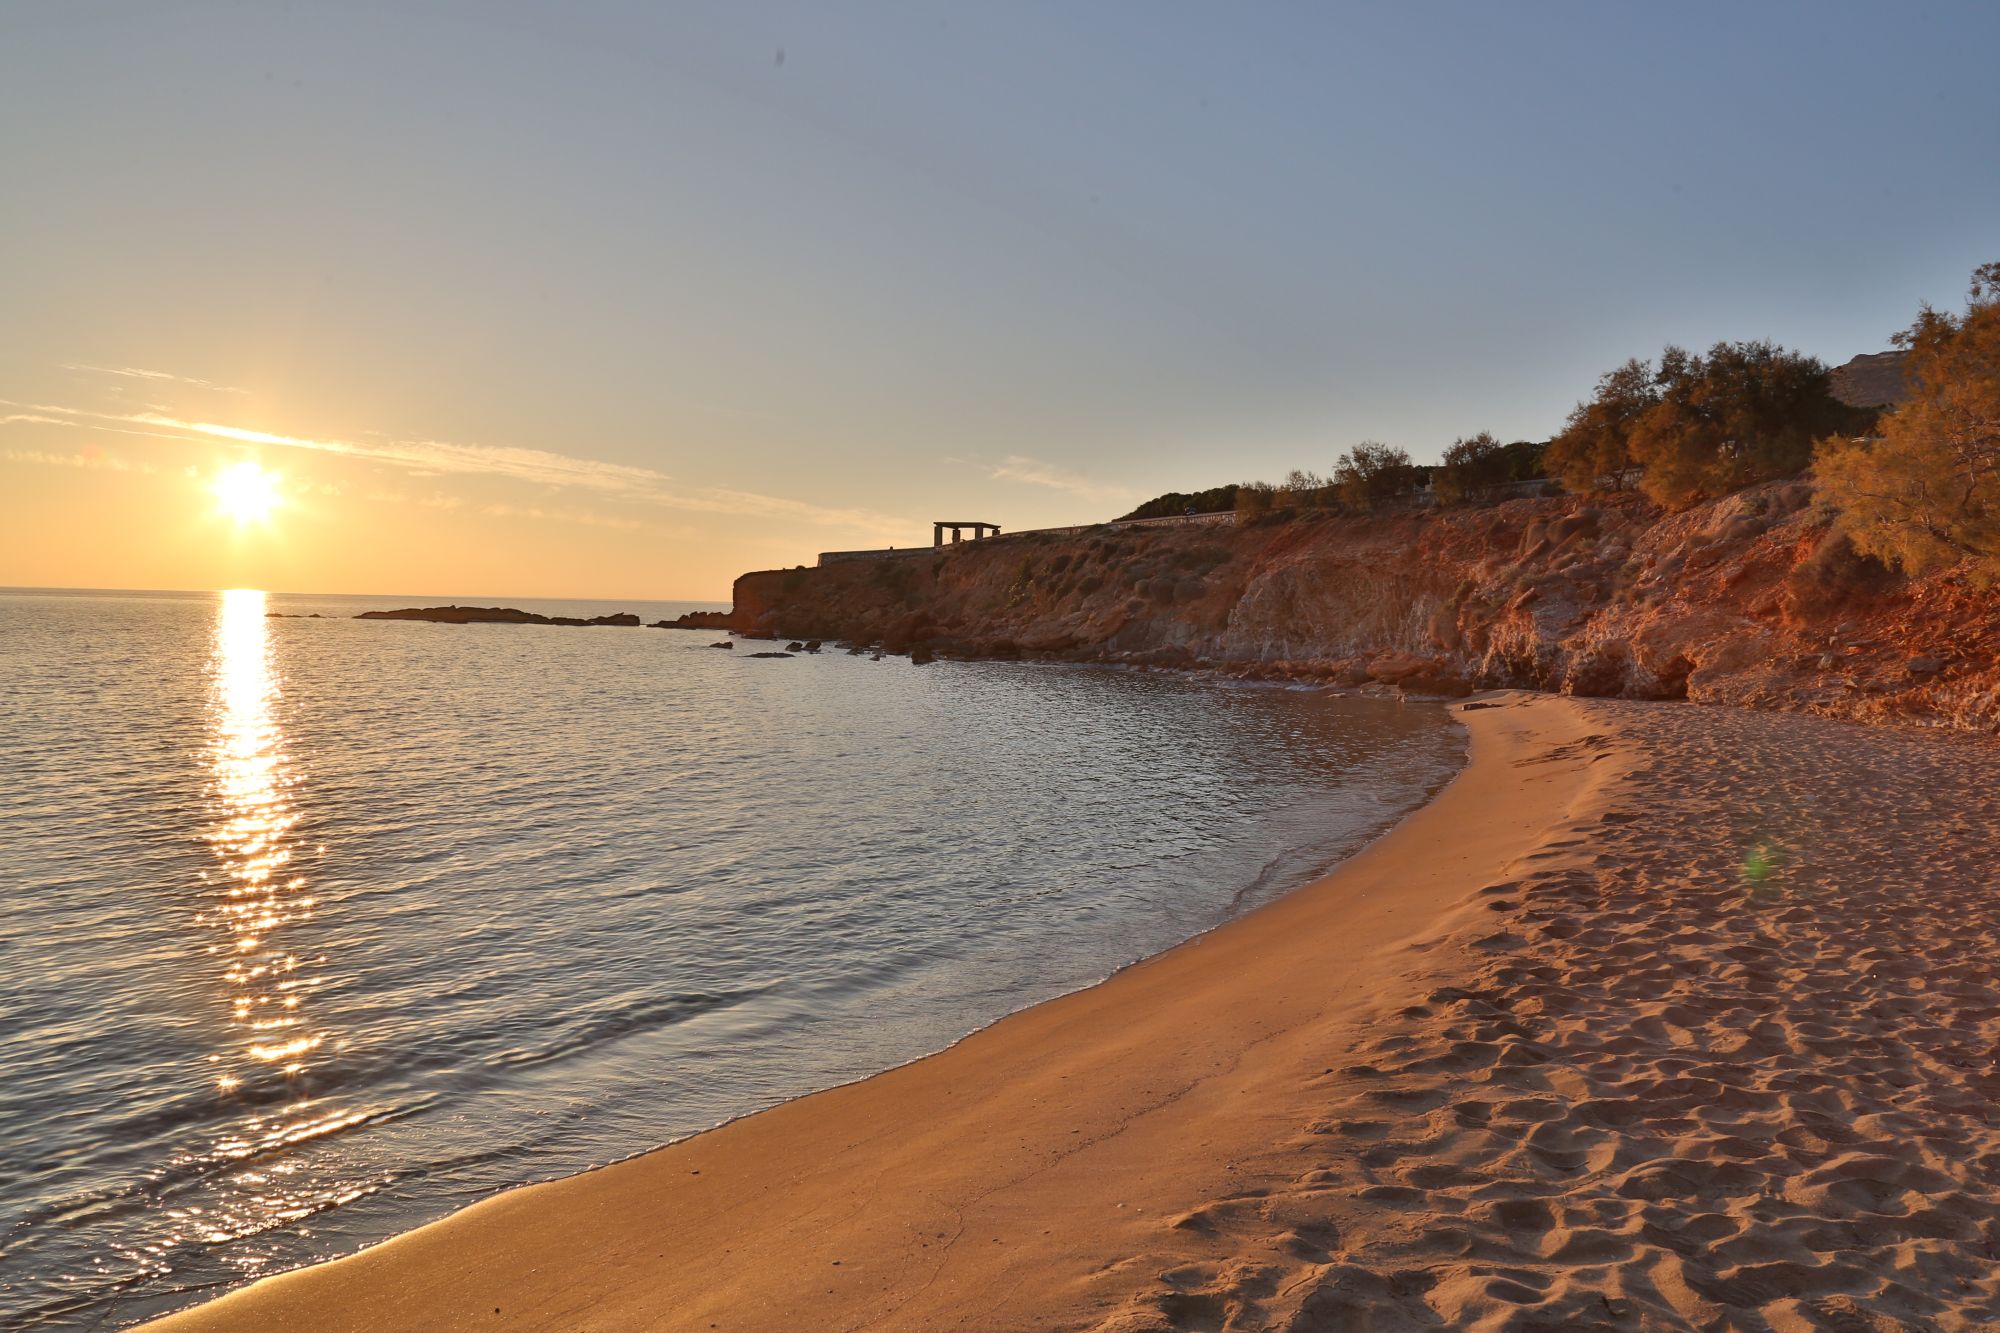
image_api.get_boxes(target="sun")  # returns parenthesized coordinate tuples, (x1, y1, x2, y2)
(212, 461, 283, 524)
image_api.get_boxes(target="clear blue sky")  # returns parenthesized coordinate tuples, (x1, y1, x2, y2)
(3, 1, 1996, 596)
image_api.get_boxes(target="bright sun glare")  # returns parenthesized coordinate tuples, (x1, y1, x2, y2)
(212, 461, 282, 524)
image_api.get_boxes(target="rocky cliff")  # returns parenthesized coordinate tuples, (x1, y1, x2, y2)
(722, 483, 2000, 733)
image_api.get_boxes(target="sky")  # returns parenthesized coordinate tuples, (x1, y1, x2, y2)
(3, 1, 1996, 600)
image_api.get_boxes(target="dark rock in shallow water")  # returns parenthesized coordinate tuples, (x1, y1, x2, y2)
(664, 610, 735, 630)
(744, 651, 794, 658)
(356, 605, 644, 628)
(785, 641, 805, 652)
(710, 641, 735, 650)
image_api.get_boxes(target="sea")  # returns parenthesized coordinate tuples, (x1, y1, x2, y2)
(0, 587, 1463, 1329)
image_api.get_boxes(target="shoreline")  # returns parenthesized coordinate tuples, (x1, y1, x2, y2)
(147, 691, 1606, 1331)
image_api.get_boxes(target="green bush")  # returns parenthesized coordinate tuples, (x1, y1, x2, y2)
(1816, 261, 2000, 578)
(1547, 342, 1872, 506)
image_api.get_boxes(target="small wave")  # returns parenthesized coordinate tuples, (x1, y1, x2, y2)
(489, 988, 764, 1069)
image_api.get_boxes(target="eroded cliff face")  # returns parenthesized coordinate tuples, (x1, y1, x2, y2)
(725, 483, 2000, 733)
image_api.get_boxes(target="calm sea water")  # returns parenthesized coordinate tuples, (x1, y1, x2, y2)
(0, 587, 1462, 1329)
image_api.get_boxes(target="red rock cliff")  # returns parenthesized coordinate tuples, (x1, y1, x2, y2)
(725, 483, 1999, 733)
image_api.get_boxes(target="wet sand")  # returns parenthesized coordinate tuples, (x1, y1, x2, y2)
(147, 693, 2000, 1331)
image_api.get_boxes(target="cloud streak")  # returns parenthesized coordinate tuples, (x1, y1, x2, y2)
(2, 398, 913, 539)
(134, 414, 676, 494)
(986, 454, 1135, 502)
(61, 363, 250, 394)
(4, 448, 159, 474)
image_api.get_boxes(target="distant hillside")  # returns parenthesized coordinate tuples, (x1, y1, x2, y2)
(1830, 351, 1909, 409)
(1116, 484, 1239, 521)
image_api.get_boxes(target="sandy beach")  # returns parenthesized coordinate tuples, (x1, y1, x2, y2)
(146, 692, 2000, 1332)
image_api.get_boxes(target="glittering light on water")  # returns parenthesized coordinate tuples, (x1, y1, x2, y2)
(174, 590, 382, 1268)
(204, 589, 326, 1086)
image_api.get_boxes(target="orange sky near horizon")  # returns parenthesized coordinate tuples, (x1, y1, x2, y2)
(0, 366, 990, 601)
(8, 5, 1996, 601)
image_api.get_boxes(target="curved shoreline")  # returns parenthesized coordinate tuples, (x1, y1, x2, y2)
(146, 692, 1602, 1332)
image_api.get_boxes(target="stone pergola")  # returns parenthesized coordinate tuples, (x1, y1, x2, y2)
(934, 520, 1001, 547)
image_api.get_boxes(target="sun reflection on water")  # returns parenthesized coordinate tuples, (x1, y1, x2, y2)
(201, 590, 324, 1093)
(146, 590, 381, 1268)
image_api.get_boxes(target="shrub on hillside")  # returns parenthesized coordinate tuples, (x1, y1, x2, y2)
(1116, 484, 1240, 521)
(1633, 342, 1870, 507)
(1543, 359, 1656, 494)
(1234, 480, 1280, 520)
(1433, 432, 1548, 504)
(1815, 261, 2000, 579)
(1333, 441, 1419, 511)
(1546, 343, 1871, 506)
(1279, 469, 1338, 511)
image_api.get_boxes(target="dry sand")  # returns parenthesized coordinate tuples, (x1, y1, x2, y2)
(147, 693, 2000, 1332)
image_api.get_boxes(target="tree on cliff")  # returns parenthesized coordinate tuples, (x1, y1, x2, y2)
(1333, 441, 1419, 511)
(1548, 343, 1870, 507)
(1433, 432, 1548, 504)
(1816, 261, 2000, 576)
(1630, 341, 1868, 507)
(1234, 480, 1279, 520)
(1543, 358, 1656, 494)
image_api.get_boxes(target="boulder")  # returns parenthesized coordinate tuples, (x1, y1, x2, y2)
(1716, 514, 1768, 544)
(1399, 668, 1474, 698)
(1331, 659, 1373, 687)
(1562, 642, 1630, 698)
(1366, 651, 1430, 684)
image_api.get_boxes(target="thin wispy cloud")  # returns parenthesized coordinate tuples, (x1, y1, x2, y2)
(986, 454, 1136, 502)
(4, 448, 158, 474)
(134, 414, 676, 494)
(1, 397, 913, 540)
(483, 503, 651, 532)
(1, 413, 76, 427)
(61, 362, 250, 394)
